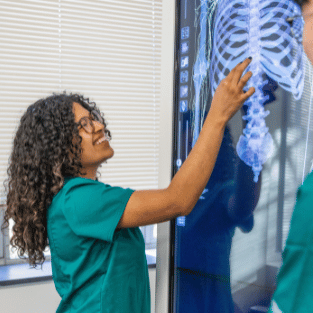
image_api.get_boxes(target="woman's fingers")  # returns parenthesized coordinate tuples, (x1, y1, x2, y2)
(242, 86, 256, 101)
(209, 57, 255, 123)
(238, 70, 253, 90)
(228, 57, 252, 82)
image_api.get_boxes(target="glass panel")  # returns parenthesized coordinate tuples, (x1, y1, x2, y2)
(172, 0, 311, 312)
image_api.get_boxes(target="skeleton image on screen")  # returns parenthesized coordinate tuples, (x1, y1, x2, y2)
(191, 0, 305, 182)
(209, 0, 305, 182)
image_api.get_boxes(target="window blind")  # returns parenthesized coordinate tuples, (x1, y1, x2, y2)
(0, 0, 162, 196)
(282, 55, 313, 246)
(0, 0, 162, 261)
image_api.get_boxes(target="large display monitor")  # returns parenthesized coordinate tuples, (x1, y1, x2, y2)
(170, 0, 313, 312)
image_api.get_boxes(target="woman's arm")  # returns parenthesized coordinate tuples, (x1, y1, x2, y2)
(117, 58, 255, 229)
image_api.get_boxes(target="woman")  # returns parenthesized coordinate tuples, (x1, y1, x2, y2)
(1, 58, 254, 312)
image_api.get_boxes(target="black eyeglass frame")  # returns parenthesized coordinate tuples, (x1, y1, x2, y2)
(77, 110, 105, 134)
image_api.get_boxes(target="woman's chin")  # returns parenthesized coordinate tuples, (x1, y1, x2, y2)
(103, 148, 114, 162)
(108, 148, 114, 158)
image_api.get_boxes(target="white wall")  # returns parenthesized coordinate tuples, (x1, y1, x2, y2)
(0, 268, 156, 313)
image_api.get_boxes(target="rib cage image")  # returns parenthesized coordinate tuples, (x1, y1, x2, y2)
(210, 0, 305, 181)
(192, 0, 305, 182)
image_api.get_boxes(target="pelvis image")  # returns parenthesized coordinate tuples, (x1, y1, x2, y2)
(192, 0, 305, 182)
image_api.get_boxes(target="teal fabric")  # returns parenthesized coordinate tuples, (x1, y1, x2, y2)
(47, 177, 150, 313)
(268, 171, 313, 313)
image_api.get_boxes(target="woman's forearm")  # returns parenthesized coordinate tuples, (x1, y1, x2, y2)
(168, 111, 226, 215)
(168, 57, 255, 216)
(118, 58, 255, 228)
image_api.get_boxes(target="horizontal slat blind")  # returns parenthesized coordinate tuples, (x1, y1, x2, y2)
(282, 55, 313, 246)
(0, 0, 162, 203)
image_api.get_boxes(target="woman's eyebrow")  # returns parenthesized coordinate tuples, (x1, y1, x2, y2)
(82, 112, 92, 120)
(77, 113, 91, 124)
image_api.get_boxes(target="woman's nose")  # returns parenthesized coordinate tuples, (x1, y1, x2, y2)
(94, 120, 105, 133)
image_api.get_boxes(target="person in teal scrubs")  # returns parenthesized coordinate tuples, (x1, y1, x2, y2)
(1, 58, 255, 312)
(268, 173, 313, 312)
(268, 0, 313, 312)
(47, 177, 149, 312)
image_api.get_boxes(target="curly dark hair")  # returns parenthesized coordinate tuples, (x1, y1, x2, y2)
(1, 92, 111, 269)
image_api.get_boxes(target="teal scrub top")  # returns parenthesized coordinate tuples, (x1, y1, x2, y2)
(268, 171, 313, 313)
(47, 177, 150, 313)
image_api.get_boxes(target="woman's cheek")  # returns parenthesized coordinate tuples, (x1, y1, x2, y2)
(303, 22, 313, 64)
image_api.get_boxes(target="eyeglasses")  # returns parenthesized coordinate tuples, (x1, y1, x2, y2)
(77, 110, 105, 134)
(286, 15, 304, 44)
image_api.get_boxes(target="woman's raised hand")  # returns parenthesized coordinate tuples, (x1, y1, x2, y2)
(209, 57, 255, 124)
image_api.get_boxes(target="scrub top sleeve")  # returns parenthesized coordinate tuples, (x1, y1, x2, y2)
(62, 179, 135, 242)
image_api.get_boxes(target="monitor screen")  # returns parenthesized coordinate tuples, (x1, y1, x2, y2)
(171, 0, 312, 312)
